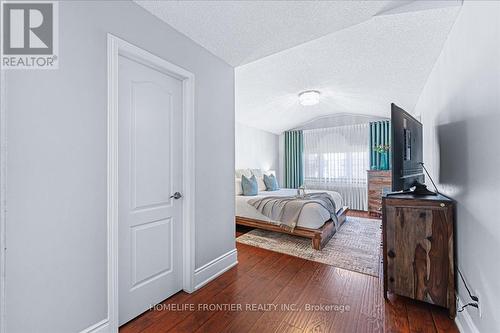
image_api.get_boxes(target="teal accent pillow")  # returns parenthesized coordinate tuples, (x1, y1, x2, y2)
(241, 175, 258, 196)
(264, 174, 280, 191)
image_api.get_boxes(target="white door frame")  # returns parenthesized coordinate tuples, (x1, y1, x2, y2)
(107, 34, 196, 332)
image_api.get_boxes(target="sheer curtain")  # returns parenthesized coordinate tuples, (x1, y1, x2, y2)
(303, 123, 369, 210)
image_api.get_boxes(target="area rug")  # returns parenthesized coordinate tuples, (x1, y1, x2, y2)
(236, 216, 382, 277)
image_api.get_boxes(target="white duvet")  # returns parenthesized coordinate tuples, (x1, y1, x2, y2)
(235, 188, 343, 229)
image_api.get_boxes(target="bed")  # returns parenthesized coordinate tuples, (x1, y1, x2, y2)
(236, 188, 349, 250)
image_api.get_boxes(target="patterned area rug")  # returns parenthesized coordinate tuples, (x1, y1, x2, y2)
(236, 216, 382, 277)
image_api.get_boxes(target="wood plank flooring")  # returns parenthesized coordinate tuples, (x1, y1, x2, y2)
(120, 210, 458, 333)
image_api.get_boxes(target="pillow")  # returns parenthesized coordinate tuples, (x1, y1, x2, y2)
(264, 174, 280, 191)
(241, 175, 258, 196)
(250, 169, 266, 191)
(264, 170, 276, 177)
(235, 169, 252, 178)
(235, 178, 243, 195)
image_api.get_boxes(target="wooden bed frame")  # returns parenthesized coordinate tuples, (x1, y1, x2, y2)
(236, 206, 349, 250)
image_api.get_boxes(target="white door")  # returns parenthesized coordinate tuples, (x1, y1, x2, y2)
(118, 55, 183, 325)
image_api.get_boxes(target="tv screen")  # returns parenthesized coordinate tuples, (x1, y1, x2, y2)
(391, 103, 425, 192)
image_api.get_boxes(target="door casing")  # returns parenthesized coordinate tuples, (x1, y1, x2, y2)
(107, 34, 195, 332)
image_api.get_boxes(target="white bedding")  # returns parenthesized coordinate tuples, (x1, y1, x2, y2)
(235, 189, 343, 229)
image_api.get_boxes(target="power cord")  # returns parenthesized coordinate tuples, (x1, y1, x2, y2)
(418, 162, 440, 194)
(458, 268, 479, 302)
(456, 268, 479, 313)
(458, 302, 478, 313)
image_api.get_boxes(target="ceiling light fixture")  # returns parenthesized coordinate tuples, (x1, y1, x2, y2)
(298, 90, 320, 106)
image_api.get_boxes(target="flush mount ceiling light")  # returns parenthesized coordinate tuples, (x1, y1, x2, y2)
(298, 90, 321, 106)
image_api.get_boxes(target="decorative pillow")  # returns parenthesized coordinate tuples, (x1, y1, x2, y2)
(263, 174, 280, 191)
(241, 175, 258, 196)
(264, 170, 276, 177)
(250, 169, 266, 191)
(235, 178, 243, 195)
(235, 169, 252, 178)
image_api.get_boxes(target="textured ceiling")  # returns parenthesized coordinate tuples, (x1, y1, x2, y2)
(134, 0, 461, 134)
(135, 0, 395, 66)
(235, 6, 461, 134)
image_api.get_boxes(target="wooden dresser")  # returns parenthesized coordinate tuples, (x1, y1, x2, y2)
(382, 193, 456, 318)
(367, 170, 392, 217)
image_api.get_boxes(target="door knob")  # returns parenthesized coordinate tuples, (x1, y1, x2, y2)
(170, 192, 182, 200)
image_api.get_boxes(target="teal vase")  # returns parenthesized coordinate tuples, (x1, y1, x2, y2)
(380, 152, 388, 170)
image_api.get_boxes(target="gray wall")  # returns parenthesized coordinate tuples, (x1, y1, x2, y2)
(414, 1, 500, 331)
(4, 1, 235, 332)
(235, 122, 279, 177)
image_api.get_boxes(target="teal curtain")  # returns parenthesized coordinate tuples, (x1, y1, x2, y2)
(284, 130, 304, 188)
(369, 120, 391, 170)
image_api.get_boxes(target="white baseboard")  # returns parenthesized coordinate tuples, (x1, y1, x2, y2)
(79, 319, 110, 333)
(194, 249, 238, 290)
(455, 296, 480, 333)
(80, 249, 238, 333)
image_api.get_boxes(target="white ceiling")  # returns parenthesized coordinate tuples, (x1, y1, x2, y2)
(135, 1, 397, 66)
(135, 0, 461, 134)
(236, 5, 461, 133)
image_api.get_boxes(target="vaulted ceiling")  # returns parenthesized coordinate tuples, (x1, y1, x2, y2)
(136, 1, 398, 66)
(135, 1, 462, 134)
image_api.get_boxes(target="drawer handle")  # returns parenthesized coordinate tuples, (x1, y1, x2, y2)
(388, 250, 395, 258)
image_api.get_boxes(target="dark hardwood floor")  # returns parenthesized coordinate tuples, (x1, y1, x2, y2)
(120, 210, 458, 333)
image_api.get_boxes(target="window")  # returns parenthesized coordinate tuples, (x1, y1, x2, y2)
(303, 123, 370, 210)
(304, 151, 367, 183)
(305, 153, 319, 179)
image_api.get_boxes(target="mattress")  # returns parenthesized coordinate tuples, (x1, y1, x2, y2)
(235, 188, 343, 229)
